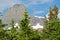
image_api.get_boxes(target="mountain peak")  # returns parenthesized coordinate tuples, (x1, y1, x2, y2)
(2, 4, 44, 30)
(13, 4, 25, 8)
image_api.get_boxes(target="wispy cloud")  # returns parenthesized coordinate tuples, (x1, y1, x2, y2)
(40, 0, 52, 4)
(24, 0, 53, 5)
(33, 10, 44, 15)
(0, 0, 22, 11)
(0, 0, 54, 16)
(0, 0, 53, 10)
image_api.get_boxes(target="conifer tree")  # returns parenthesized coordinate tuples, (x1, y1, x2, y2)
(42, 5, 60, 40)
(49, 5, 58, 20)
(7, 19, 19, 40)
(19, 9, 41, 40)
(0, 19, 8, 40)
(19, 9, 31, 40)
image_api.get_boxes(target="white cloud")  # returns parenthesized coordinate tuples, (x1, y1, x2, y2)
(33, 10, 44, 15)
(25, 0, 53, 6)
(58, 10, 60, 18)
(0, 0, 22, 11)
(0, 0, 54, 14)
(0, 0, 53, 9)
(40, 0, 52, 4)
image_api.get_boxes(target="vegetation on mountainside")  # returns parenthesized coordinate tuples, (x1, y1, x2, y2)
(42, 5, 60, 40)
(0, 5, 60, 40)
(0, 9, 41, 40)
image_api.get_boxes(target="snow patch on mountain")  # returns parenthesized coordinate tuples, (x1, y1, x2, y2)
(35, 16, 45, 19)
(8, 23, 43, 30)
(32, 23, 43, 30)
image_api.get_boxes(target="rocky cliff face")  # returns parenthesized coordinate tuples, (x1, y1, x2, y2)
(2, 4, 44, 29)
(2, 4, 26, 27)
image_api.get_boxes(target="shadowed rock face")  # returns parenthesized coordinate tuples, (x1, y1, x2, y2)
(30, 15, 44, 26)
(2, 4, 44, 29)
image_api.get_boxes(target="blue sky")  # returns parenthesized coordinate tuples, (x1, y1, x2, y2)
(0, 0, 60, 17)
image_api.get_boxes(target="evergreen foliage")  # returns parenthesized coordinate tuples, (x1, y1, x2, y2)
(0, 19, 8, 40)
(19, 9, 41, 40)
(7, 19, 19, 40)
(42, 5, 60, 40)
(49, 5, 58, 20)
(0, 9, 41, 40)
(1, 5, 60, 40)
